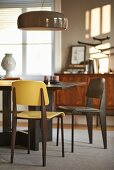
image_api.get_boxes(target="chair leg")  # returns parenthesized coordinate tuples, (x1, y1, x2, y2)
(96, 114, 99, 127)
(56, 117, 60, 146)
(28, 120, 30, 154)
(99, 113, 107, 149)
(71, 114, 74, 152)
(11, 118, 17, 163)
(86, 113, 93, 144)
(41, 120, 47, 166)
(60, 115, 64, 157)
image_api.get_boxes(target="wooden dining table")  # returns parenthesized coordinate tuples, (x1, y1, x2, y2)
(0, 80, 86, 150)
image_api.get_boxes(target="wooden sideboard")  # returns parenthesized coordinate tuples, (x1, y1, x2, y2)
(55, 73, 114, 116)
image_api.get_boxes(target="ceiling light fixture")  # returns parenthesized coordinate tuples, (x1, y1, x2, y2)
(17, 10, 68, 31)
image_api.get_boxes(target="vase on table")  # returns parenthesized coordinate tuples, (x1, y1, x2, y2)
(1, 53, 16, 78)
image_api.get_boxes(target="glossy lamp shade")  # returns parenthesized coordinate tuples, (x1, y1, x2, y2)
(17, 11, 68, 31)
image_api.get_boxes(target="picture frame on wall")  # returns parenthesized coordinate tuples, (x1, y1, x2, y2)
(71, 45, 86, 64)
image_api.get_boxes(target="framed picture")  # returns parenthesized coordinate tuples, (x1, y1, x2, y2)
(71, 45, 86, 64)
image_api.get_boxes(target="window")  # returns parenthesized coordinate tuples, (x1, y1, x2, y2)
(0, 0, 55, 79)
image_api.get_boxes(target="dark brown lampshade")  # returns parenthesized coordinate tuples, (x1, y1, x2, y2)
(17, 11, 68, 31)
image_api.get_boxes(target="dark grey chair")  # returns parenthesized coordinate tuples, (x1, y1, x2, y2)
(56, 78, 107, 152)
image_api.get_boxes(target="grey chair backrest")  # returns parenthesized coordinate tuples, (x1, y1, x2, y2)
(86, 78, 105, 109)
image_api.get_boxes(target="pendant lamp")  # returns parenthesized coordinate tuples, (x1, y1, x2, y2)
(17, 11, 68, 31)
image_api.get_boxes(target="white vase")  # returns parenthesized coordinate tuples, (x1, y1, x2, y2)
(1, 53, 16, 77)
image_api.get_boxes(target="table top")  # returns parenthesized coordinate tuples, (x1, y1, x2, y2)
(47, 81, 86, 90)
(0, 80, 86, 90)
(0, 80, 13, 86)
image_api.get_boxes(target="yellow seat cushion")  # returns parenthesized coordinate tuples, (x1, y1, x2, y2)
(16, 111, 65, 119)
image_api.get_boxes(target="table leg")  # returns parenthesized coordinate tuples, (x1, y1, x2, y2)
(0, 90, 11, 146)
(28, 90, 54, 151)
(3, 90, 11, 132)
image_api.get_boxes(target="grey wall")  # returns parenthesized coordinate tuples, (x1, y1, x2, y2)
(61, 0, 114, 72)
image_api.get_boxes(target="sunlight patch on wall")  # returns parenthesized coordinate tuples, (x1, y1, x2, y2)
(89, 43, 110, 74)
(85, 11, 90, 30)
(85, 4, 111, 38)
(102, 4, 111, 34)
(99, 58, 109, 74)
(89, 43, 110, 59)
(85, 11, 90, 38)
(91, 8, 100, 37)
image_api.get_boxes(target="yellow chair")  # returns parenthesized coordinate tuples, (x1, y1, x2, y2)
(11, 80, 65, 166)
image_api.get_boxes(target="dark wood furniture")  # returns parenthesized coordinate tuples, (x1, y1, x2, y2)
(0, 80, 85, 150)
(55, 73, 114, 116)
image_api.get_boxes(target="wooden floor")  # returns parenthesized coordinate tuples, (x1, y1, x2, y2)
(53, 124, 114, 131)
(0, 121, 114, 131)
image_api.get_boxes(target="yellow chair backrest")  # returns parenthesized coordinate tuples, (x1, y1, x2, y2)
(12, 80, 49, 106)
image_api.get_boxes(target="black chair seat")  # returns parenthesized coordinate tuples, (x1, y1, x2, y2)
(58, 106, 76, 112)
(58, 106, 100, 113)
